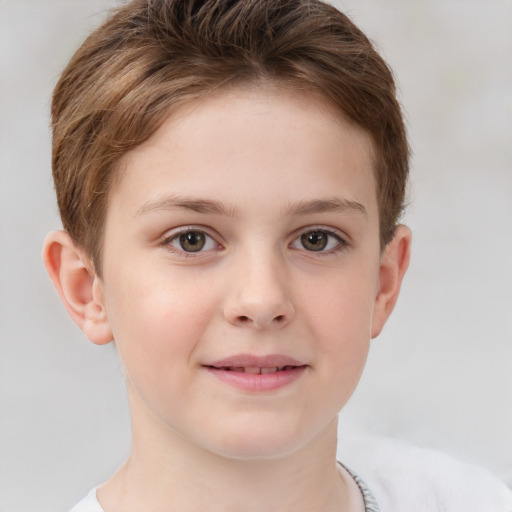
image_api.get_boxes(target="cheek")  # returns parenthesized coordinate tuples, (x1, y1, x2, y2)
(103, 268, 217, 383)
(318, 293, 373, 373)
(303, 268, 377, 339)
(300, 269, 377, 385)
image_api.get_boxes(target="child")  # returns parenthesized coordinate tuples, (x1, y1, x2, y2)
(43, 1, 512, 510)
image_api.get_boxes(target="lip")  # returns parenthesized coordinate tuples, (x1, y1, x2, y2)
(203, 354, 308, 392)
(207, 354, 305, 368)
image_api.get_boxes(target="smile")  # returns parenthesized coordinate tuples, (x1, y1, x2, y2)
(203, 355, 308, 392)
(208, 365, 299, 374)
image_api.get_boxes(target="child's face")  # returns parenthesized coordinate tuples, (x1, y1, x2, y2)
(98, 87, 389, 458)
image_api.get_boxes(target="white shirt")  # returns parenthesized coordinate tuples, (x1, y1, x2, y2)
(69, 436, 512, 512)
(339, 435, 512, 512)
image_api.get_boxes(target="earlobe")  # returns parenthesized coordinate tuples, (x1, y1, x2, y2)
(371, 225, 412, 338)
(42, 230, 113, 345)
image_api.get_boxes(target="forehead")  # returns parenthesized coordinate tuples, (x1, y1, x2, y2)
(112, 86, 377, 219)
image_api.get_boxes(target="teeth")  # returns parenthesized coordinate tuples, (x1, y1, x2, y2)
(244, 366, 261, 374)
(219, 366, 298, 373)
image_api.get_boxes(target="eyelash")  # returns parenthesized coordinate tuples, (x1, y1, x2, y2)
(160, 226, 349, 256)
(161, 227, 221, 257)
(290, 227, 348, 255)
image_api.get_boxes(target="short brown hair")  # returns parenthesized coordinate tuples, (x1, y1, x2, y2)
(51, 0, 409, 273)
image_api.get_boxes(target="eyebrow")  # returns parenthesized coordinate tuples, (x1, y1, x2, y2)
(284, 198, 367, 218)
(136, 195, 367, 218)
(136, 195, 239, 217)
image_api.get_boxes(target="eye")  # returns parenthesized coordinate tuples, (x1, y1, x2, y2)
(292, 229, 345, 252)
(167, 230, 218, 253)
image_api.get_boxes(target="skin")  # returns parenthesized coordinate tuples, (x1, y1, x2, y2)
(44, 86, 411, 511)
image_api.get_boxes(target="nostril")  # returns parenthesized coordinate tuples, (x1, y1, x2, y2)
(274, 315, 284, 322)
(238, 315, 250, 323)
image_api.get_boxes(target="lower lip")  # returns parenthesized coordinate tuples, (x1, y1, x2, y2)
(205, 366, 308, 392)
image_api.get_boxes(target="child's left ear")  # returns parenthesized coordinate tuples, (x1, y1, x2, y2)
(371, 225, 411, 338)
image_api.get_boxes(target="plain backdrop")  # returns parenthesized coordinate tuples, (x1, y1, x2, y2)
(1, 0, 511, 510)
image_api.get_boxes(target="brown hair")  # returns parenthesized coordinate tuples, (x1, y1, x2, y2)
(51, 0, 409, 273)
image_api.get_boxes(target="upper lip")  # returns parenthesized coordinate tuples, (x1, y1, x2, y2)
(205, 354, 306, 368)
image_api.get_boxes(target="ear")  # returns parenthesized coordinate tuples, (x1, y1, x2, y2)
(371, 225, 412, 338)
(42, 230, 113, 345)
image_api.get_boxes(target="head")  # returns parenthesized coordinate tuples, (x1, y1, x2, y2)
(44, 0, 411, 460)
(50, 0, 409, 275)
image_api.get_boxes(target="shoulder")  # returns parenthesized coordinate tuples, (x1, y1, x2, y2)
(69, 488, 104, 512)
(340, 435, 512, 512)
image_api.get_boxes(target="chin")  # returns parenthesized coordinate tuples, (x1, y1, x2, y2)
(199, 420, 315, 461)
(214, 441, 301, 461)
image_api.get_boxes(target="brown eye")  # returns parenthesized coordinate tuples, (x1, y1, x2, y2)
(293, 229, 345, 253)
(166, 229, 219, 255)
(300, 230, 329, 251)
(178, 231, 206, 252)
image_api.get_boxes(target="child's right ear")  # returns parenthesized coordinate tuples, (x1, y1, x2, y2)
(42, 230, 113, 345)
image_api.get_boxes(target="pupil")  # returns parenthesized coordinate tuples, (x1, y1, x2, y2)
(179, 231, 205, 252)
(301, 231, 327, 251)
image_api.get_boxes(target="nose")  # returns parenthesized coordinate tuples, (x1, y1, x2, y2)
(223, 251, 295, 329)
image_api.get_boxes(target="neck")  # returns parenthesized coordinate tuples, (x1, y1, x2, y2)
(99, 387, 349, 512)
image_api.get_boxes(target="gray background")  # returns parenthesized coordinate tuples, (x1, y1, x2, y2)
(1, 0, 511, 510)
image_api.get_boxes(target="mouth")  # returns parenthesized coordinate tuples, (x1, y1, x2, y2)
(203, 355, 308, 392)
(205, 365, 301, 374)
